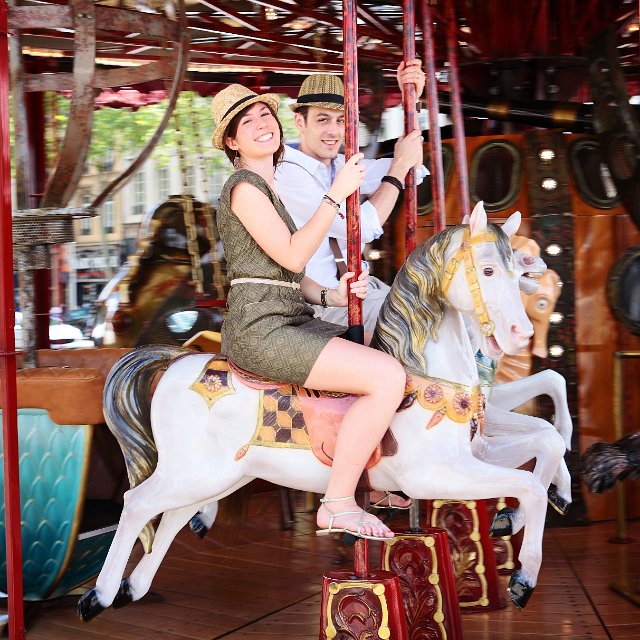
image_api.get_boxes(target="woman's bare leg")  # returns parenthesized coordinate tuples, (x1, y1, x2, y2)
(304, 337, 406, 538)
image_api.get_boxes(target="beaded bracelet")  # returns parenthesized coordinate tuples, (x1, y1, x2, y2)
(322, 194, 345, 219)
(320, 288, 329, 308)
(381, 175, 404, 191)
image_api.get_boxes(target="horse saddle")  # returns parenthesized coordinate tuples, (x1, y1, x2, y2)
(191, 355, 398, 469)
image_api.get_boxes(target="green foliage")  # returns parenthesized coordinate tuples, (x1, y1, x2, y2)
(50, 90, 299, 175)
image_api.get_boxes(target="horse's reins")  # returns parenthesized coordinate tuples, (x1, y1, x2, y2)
(441, 228, 500, 338)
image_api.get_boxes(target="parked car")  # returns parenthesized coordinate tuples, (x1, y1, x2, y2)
(14, 313, 95, 350)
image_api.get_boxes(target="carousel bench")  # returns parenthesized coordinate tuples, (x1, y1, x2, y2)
(0, 357, 129, 601)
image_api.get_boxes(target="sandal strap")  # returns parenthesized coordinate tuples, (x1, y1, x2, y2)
(320, 495, 354, 504)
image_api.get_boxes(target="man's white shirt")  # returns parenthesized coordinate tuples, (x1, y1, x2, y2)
(275, 144, 427, 288)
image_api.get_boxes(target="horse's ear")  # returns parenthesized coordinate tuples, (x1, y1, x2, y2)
(468, 200, 487, 237)
(502, 211, 521, 238)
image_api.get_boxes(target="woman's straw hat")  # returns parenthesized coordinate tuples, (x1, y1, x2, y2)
(289, 74, 344, 112)
(211, 84, 280, 150)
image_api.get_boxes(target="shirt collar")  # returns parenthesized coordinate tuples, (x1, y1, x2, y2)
(282, 144, 341, 177)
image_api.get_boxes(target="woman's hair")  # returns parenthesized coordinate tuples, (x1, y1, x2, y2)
(223, 102, 284, 167)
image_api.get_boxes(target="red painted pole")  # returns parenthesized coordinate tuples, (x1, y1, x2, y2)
(421, 0, 446, 234)
(342, 0, 368, 577)
(342, 0, 363, 340)
(0, 2, 27, 638)
(446, 1, 470, 221)
(402, 0, 417, 257)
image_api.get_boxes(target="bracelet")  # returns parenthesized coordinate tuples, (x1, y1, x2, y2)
(381, 175, 404, 191)
(322, 194, 345, 219)
(320, 288, 329, 308)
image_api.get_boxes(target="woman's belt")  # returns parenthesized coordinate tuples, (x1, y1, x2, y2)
(230, 278, 300, 289)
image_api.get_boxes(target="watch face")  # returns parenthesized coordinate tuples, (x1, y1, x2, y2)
(608, 244, 640, 335)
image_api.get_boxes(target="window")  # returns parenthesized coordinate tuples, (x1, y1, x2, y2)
(102, 199, 114, 234)
(184, 165, 196, 193)
(99, 149, 114, 172)
(211, 169, 229, 201)
(81, 194, 92, 235)
(158, 167, 170, 201)
(133, 172, 146, 215)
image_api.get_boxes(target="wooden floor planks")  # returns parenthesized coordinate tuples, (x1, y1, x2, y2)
(7, 490, 640, 639)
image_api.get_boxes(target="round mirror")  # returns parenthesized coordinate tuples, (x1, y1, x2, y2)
(608, 244, 640, 335)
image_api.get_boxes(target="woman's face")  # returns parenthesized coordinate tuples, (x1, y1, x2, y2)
(225, 102, 280, 161)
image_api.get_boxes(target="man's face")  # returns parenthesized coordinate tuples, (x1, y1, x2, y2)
(294, 106, 345, 165)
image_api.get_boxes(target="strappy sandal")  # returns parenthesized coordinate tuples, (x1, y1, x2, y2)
(316, 496, 395, 541)
(370, 491, 413, 511)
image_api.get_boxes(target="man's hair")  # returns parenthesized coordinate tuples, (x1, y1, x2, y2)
(294, 106, 309, 121)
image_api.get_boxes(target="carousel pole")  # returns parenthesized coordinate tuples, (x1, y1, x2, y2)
(445, 0, 470, 220)
(421, 0, 446, 233)
(319, 3, 408, 637)
(343, 0, 363, 344)
(0, 2, 27, 638)
(379, 3, 464, 637)
(402, 0, 418, 254)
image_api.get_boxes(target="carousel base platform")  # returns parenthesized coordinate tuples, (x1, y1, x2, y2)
(12, 489, 640, 640)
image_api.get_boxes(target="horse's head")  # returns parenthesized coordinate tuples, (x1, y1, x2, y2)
(444, 201, 533, 360)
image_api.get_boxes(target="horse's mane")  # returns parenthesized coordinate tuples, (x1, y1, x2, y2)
(371, 223, 512, 373)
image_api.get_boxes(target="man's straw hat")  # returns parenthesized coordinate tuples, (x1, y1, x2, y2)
(211, 84, 280, 150)
(289, 74, 344, 112)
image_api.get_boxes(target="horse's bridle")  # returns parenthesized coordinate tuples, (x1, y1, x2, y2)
(441, 228, 501, 338)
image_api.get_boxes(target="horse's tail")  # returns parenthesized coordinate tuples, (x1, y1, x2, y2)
(104, 344, 189, 553)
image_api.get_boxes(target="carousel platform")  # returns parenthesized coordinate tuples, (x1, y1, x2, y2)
(15, 488, 640, 640)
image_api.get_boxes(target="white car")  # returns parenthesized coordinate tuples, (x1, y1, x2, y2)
(14, 313, 95, 350)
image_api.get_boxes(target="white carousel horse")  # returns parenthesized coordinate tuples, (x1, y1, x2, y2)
(471, 248, 573, 535)
(189, 249, 573, 538)
(78, 202, 549, 622)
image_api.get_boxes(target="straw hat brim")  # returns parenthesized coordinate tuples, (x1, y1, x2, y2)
(211, 93, 280, 150)
(289, 100, 344, 112)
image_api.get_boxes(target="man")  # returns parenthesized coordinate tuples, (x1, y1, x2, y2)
(275, 61, 427, 335)
(275, 63, 426, 510)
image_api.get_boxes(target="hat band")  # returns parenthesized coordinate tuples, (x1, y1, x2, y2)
(221, 94, 258, 122)
(296, 92, 344, 105)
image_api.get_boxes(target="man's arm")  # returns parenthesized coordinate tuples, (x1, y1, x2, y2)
(364, 59, 426, 227)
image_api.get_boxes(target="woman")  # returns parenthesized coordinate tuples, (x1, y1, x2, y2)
(211, 84, 406, 540)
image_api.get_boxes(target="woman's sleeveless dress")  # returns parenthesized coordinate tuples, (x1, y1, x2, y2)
(216, 169, 345, 385)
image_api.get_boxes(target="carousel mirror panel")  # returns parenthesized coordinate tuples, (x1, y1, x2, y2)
(469, 141, 522, 212)
(568, 137, 620, 209)
(608, 244, 640, 335)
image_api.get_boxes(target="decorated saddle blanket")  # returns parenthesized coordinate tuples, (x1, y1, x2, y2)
(189, 356, 397, 468)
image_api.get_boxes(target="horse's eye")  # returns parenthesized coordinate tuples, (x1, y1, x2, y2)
(483, 267, 494, 277)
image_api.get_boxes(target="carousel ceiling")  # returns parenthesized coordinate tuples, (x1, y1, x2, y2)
(9, 0, 640, 102)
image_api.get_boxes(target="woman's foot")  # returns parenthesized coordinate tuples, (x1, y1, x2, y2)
(317, 496, 394, 540)
(370, 491, 412, 510)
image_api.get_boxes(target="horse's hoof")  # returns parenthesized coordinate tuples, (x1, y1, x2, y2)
(508, 570, 535, 609)
(112, 579, 134, 609)
(77, 588, 105, 622)
(189, 514, 209, 539)
(489, 506, 517, 537)
(547, 489, 570, 516)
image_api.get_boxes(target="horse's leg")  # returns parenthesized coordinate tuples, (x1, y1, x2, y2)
(548, 457, 572, 514)
(117, 503, 203, 606)
(489, 370, 572, 449)
(476, 406, 571, 516)
(190, 501, 219, 538)
(400, 456, 548, 606)
(477, 407, 566, 490)
(79, 473, 171, 620)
